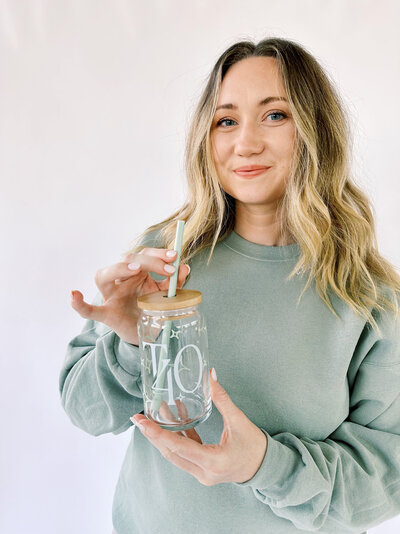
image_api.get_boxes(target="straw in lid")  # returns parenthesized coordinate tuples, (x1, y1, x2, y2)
(137, 289, 202, 311)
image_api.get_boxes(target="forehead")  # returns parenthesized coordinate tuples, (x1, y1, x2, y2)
(218, 56, 285, 101)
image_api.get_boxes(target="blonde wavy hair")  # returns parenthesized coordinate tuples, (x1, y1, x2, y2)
(123, 36, 400, 337)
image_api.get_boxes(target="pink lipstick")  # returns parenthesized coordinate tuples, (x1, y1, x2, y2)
(234, 165, 271, 178)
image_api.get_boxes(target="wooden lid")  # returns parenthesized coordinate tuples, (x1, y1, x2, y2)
(137, 289, 202, 311)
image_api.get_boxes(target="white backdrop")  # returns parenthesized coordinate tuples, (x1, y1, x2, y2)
(1, 1, 400, 533)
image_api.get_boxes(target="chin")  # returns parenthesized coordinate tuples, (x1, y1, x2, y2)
(232, 186, 284, 203)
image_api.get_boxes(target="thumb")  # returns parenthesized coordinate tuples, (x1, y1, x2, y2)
(209, 368, 241, 425)
(71, 290, 104, 322)
(176, 264, 191, 290)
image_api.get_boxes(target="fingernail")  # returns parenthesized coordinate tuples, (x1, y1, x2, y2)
(130, 416, 145, 432)
(128, 262, 140, 271)
(164, 264, 176, 273)
(166, 250, 177, 257)
(211, 368, 217, 382)
(184, 264, 191, 275)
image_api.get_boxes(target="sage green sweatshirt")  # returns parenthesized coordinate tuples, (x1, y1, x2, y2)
(59, 229, 400, 534)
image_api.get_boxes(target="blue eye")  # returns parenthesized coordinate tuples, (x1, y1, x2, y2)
(216, 112, 287, 128)
(268, 112, 286, 121)
(216, 118, 237, 127)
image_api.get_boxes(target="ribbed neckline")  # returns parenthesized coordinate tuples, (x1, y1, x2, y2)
(222, 230, 301, 261)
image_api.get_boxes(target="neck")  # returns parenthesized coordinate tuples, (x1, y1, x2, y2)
(234, 209, 295, 247)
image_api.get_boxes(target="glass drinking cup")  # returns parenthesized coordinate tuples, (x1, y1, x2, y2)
(137, 289, 212, 431)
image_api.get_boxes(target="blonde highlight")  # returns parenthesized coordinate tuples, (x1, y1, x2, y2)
(122, 37, 400, 337)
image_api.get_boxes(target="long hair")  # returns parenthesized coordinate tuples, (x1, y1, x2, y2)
(123, 36, 400, 337)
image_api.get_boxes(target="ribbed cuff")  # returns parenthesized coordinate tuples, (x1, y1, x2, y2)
(115, 337, 141, 376)
(233, 429, 299, 492)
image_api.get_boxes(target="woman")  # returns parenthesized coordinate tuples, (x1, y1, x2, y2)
(60, 37, 400, 533)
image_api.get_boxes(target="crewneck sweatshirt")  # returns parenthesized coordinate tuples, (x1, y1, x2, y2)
(59, 229, 400, 534)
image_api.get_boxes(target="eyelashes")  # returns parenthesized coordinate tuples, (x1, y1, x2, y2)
(216, 111, 288, 128)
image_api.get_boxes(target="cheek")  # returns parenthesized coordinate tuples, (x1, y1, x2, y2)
(273, 129, 296, 164)
(210, 135, 219, 165)
(282, 125, 296, 155)
(211, 133, 230, 164)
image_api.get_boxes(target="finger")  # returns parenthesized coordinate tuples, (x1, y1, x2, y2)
(181, 428, 202, 444)
(134, 416, 209, 468)
(131, 417, 205, 479)
(158, 446, 207, 483)
(209, 369, 242, 428)
(99, 252, 181, 290)
(176, 400, 202, 444)
(175, 399, 188, 422)
(97, 247, 179, 289)
(158, 401, 189, 438)
(157, 401, 201, 442)
(157, 264, 191, 291)
(177, 264, 191, 287)
(94, 262, 143, 294)
(144, 432, 206, 481)
(160, 400, 180, 424)
(158, 399, 202, 443)
(71, 290, 105, 321)
(125, 247, 177, 264)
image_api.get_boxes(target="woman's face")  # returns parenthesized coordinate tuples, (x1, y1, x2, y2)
(210, 56, 296, 210)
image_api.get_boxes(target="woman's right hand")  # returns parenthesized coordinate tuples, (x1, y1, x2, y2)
(70, 248, 191, 346)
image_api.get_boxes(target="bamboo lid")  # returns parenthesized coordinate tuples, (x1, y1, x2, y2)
(137, 289, 202, 311)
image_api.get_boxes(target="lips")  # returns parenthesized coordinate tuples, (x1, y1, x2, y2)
(234, 165, 271, 172)
(234, 165, 271, 178)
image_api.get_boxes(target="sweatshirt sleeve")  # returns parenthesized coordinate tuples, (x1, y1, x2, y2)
(235, 303, 400, 533)
(59, 290, 145, 436)
(59, 229, 164, 437)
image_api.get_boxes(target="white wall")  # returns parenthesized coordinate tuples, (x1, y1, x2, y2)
(1, 1, 399, 533)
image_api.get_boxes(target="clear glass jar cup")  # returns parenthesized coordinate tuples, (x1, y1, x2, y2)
(137, 289, 212, 431)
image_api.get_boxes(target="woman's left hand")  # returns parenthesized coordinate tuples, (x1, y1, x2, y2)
(130, 369, 268, 486)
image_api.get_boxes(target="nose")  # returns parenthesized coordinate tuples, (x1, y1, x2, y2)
(234, 122, 264, 157)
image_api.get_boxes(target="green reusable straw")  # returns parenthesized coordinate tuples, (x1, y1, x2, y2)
(151, 220, 185, 413)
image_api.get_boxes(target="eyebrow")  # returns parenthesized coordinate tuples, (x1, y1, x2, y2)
(215, 96, 288, 111)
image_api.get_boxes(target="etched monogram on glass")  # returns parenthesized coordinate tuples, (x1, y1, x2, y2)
(137, 289, 212, 431)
